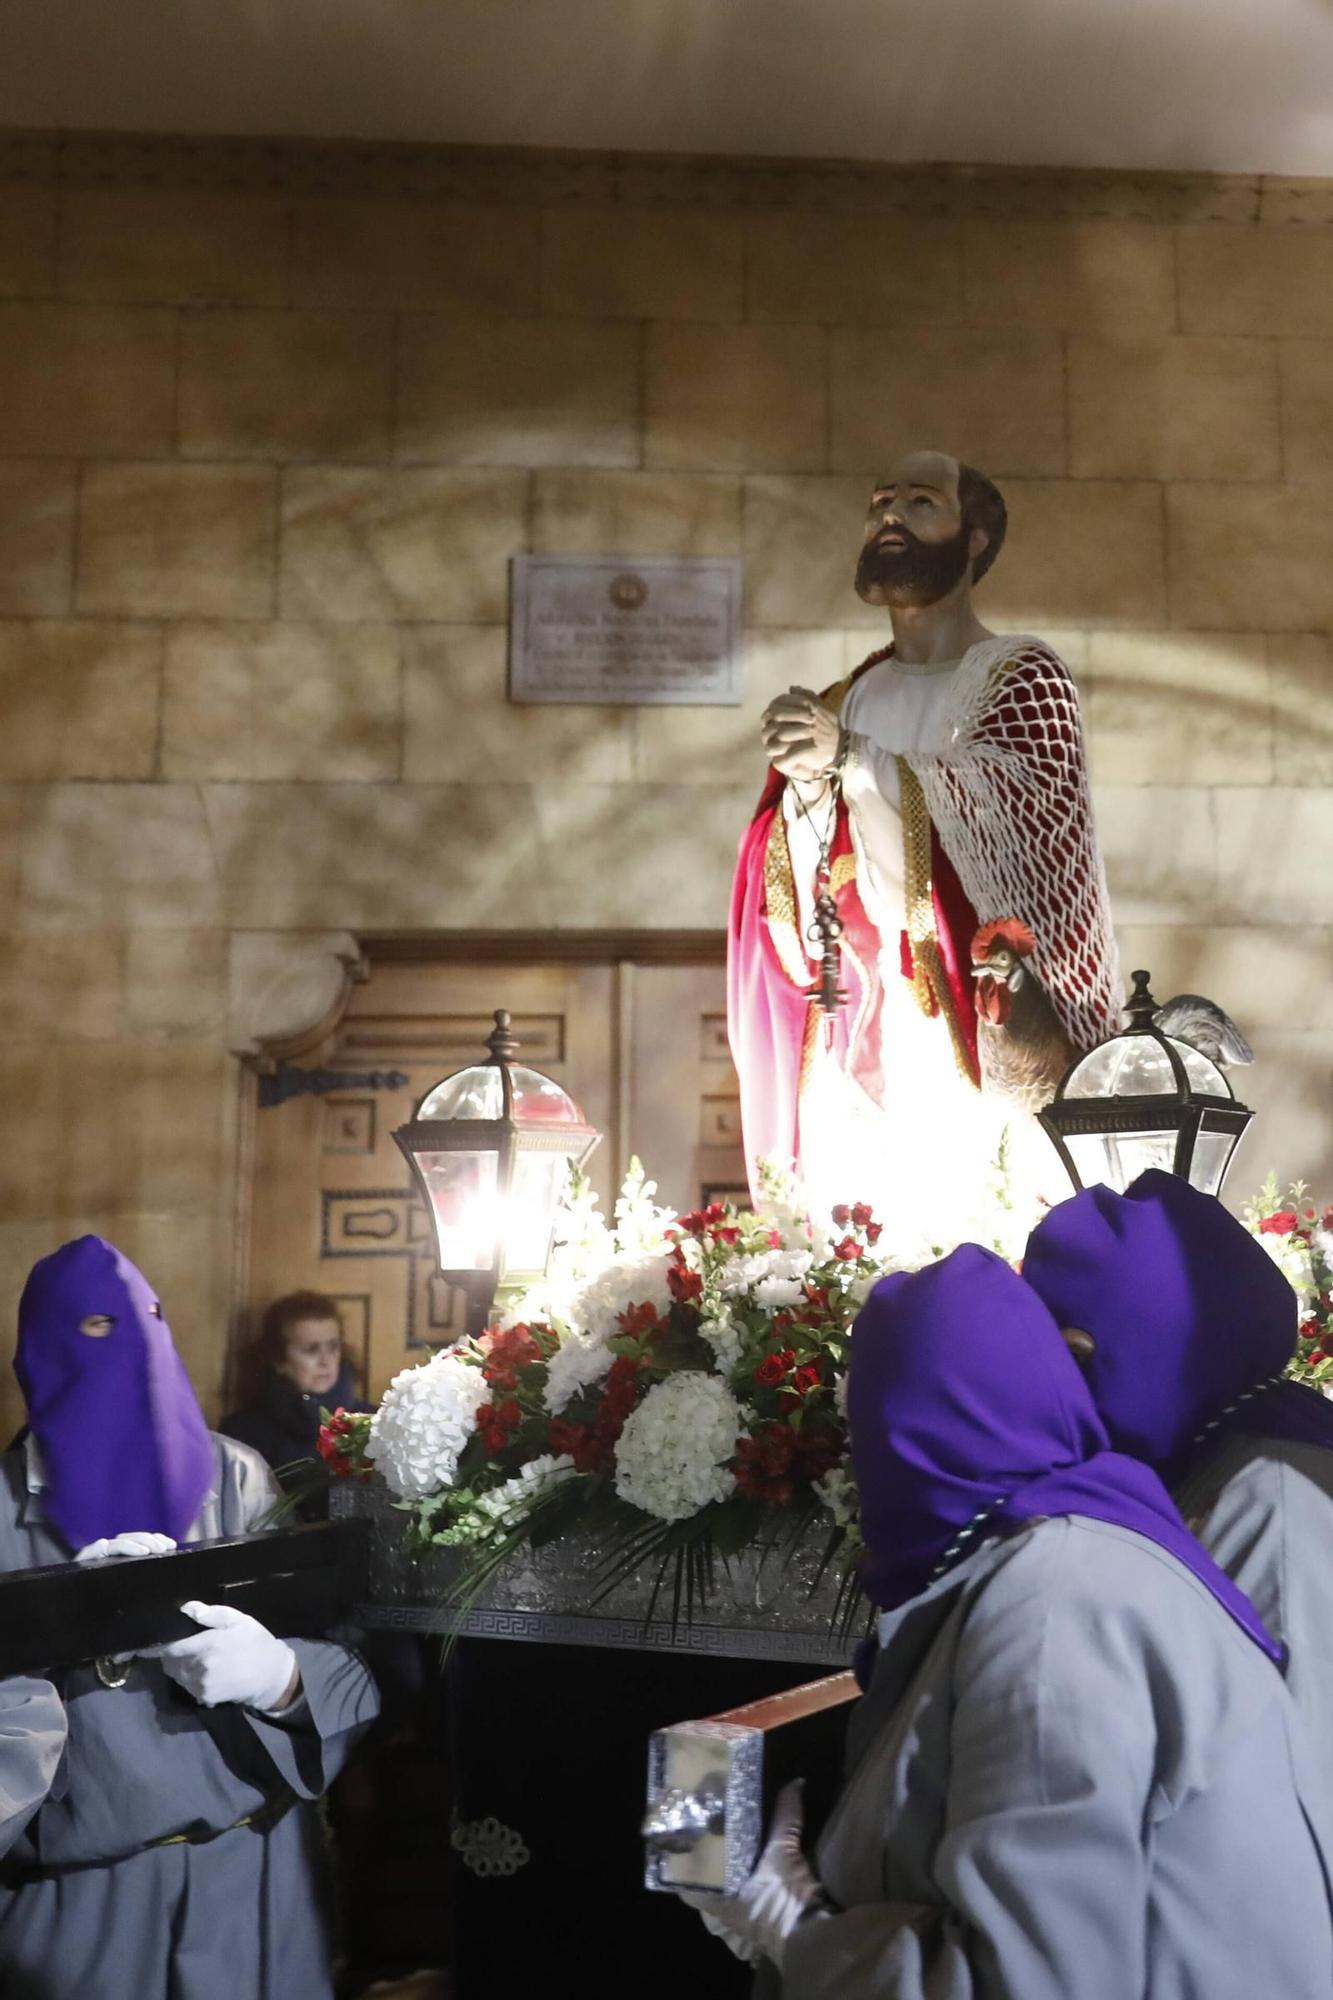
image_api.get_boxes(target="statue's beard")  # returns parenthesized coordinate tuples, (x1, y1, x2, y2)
(855, 522, 971, 608)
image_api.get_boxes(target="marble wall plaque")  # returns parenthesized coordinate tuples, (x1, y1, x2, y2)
(510, 554, 742, 705)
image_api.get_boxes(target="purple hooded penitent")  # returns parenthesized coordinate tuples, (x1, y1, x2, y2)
(1022, 1169, 1333, 1475)
(849, 1242, 1280, 1661)
(15, 1235, 214, 1552)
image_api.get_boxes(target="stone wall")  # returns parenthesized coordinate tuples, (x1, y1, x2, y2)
(0, 135, 1329, 1429)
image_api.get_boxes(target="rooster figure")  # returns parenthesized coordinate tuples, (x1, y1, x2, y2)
(972, 921, 1257, 1115)
(971, 919, 1075, 1113)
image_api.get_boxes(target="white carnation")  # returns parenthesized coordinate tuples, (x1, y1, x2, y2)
(366, 1346, 490, 1500)
(543, 1333, 618, 1415)
(716, 1246, 813, 1302)
(614, 1373, 740, 1523)
(566, 1251, 675, 1345)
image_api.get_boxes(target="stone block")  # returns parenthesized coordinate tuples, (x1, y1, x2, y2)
(645, 322, 826, 473)
(1214, 788, 1333, 923)
(20, 783, 222, 930)
(1083, 630, 1274, 786)
(531, 469, 742, 555)
(1231, 1030, 1333, 1197)
(1092, 785, 1218, 925)
(829, 327, 1065, 477)
(743, 474, 886, 630)
(1268, 634, 1333, 785)
(1277, 340, 1333, 484)
(292, 198, 539, 314)
(528, 781, 757, 929)
(179, 309, 393, 462)
(982, 480, 1166, 627)
(542, 208, 743, 321)
(1165, 485, 1333, 630)
(403, 625, 633, 785)
(0, 620, 161, 780)
(0, 787, 20, 929)
(202, 782, 549, 929)
(631, 627, 845, 788)
(746, 213, 963, 325)
(59, 187, 289, 306)
(0, 1041, 227, 1221)
(0, 461, 76, 615)
(0, 931, 126, 1039)
(162, 621, 401, 781)
(962, 221, 1175, 332)
(0, 185, 56, 297)
(77, 463, 278, 620)
(279, 466, 527, 623)
(0, 303, 175, 456)
(1178, 224, 1333, 336)
(397, 315, 639, 467)
(125, 929, 228, 1040)
(1115, 923, 1333, 1034)
(1069, 337, 1281, 481)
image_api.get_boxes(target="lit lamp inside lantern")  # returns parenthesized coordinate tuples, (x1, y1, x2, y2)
(393, 1008, 600, 1337)
(1038, 969, 1253, 1198)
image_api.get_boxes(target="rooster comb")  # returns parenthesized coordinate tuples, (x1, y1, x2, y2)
(972, 916, 1037, 960)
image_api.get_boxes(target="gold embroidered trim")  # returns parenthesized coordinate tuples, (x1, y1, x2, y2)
(763, 810, 813, 990)
(897, 756, 979, 1090)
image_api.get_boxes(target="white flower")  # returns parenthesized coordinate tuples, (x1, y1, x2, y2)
(566, 1251, 674, 1346)
(472, 1454, 577, 1533)
(366, 1346, 490, 1500)
(832, 1370, 849, 1419)
(614, 1373, 740, 1523)
(699, 1310, 743, 1378)
(716, 1246, 813, 1302)
(613, 1159, 678, 1256)
(814, 1463, 857, 1529)
(544, 1333, 618, 1415)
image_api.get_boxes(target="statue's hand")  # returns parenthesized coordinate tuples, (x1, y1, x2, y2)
(762, 686, 841, 782)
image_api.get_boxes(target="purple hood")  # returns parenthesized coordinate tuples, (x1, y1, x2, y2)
(849, 1242, 1280, 1663)
(15, 1236, 214, 1552)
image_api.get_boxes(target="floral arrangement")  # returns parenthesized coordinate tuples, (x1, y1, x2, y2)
(321, 1163, 897, 1623)
(315, 1158, 1333, 1626)
(1242, 1174, 1333, 1392)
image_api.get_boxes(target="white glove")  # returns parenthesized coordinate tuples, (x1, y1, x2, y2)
(153, 1601, 299, 1713)
(678, 1780, 826, 1970)
(75, 1532, 176, 1563)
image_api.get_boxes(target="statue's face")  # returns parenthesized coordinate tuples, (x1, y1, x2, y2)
(855, 451, 971, 608)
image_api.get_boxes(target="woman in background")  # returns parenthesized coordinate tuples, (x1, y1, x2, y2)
(223, 1290, 372, 1514)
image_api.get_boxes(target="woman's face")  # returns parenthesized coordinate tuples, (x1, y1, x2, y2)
(277, 1317, 343, 1397)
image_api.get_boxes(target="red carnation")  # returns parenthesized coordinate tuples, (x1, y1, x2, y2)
(667, 1262, 703, 1304)
(617, 1300, 661, 1338)
(1259, 1211, 1299, 1236)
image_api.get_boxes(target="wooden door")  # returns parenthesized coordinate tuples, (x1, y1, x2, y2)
(243, 942, 742, 1402)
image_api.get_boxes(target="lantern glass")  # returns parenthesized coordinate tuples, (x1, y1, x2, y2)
(1062, 1033, 1226, 1101)
(1189, 1120, 1241, 1198)
(417, 1062, 585, 1124)
(505, 1151, 569, 1274)
(415, 1148, 501, 1271)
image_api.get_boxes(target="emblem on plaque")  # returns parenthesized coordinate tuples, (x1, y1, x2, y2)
(608, 571, 649, 611)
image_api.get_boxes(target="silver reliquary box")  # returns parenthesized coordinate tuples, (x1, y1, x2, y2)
(643, 1671, 859, 1895)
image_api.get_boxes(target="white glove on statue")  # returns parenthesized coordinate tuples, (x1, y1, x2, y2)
(679, 1780, 826, 1970)
(75, 1532, 177, 1563)
(153, 1601, 299, 1713)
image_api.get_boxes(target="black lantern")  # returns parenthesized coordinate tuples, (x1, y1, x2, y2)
(394, 1009, 600, 1337)
(1038, 969, 1254, 1198)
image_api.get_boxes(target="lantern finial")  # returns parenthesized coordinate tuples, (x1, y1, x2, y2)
(1125, 969, 1159, 1030)
(487, 1008, 520, 1065)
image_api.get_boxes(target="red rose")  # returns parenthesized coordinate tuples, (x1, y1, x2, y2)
(830, 1204, 851, 1227)
(851, 1203, 873, 1229)
(1259, 1212, 1299, 1236)
(864, 1221, 883, 1246)
(833, 1236, 861, 1262)
(754, 1350, 791, 1389)
(792, 1362, 822, 1398)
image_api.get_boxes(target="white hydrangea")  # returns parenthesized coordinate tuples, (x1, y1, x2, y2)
(543, 1332, 618, 1415)
(614, 1372, 740, 1523)
(699, 1310, 743, 1378)
(366, 1347, 490, 1500)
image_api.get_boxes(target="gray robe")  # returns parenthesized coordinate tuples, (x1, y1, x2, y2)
(1175, 1429, 1333, 1811)
(0, 1434, 380, 2000)
(0, 1682, 65, 1858)
(784, 1514, 1333, 2000)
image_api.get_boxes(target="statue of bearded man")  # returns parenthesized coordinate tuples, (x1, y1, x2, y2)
(727, 449, 1121, 1248)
